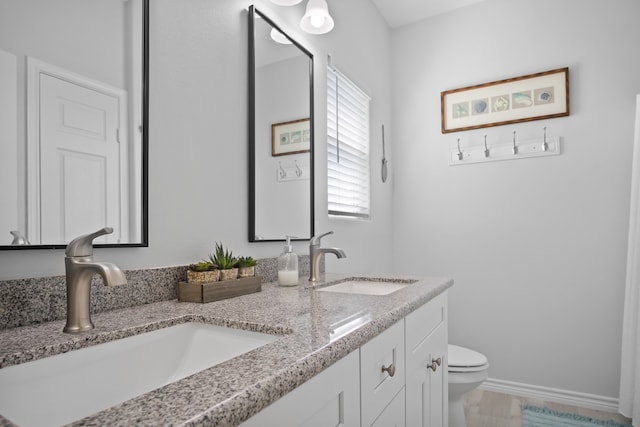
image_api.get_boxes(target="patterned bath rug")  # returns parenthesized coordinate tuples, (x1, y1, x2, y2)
(522, 406, 632, 427)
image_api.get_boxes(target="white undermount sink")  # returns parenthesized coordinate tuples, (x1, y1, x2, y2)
(0, 322, 279, 427)
(317, 278, 416, 296)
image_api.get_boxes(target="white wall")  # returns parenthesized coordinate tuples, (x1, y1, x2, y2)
(0, 0, 128, 89)
(0, 50, 18, 244)
(0, 0, 393, 279)
(391, 0, 640, 399)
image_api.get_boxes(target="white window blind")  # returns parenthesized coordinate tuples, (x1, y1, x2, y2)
(327, 65, 371, 219)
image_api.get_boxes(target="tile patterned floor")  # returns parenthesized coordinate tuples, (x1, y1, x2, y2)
(464, 389, 632, 427)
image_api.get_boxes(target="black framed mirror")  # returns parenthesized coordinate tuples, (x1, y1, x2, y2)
(0, 0, 149, 249)
(248, 6, 314, 242)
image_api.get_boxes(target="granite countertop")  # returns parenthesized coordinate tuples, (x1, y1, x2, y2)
(0, 274, 452, 427)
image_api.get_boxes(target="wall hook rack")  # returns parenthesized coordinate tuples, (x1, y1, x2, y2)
(276, 160, 310, 182)
(449, 128, 561, 166)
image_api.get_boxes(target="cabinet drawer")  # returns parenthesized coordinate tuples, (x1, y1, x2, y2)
(405, 292, 447, 351)
(360, 320, 405, 426)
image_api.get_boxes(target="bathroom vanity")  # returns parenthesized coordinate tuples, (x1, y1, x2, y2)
(240, 290, 449, 427)
(0, 274, 451, 426)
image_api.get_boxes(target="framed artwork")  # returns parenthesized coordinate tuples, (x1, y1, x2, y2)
(441, 67, 569, 133)
(271, 118, 311, 156)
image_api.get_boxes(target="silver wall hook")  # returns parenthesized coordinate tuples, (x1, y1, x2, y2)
(457, 138, 463, 160)
(512, 130, 518, 155)
(542, 126, 548, 151)
(278, 161, 287, 179)
(294, 160, 303, 177)
(484, 135, 490, 157)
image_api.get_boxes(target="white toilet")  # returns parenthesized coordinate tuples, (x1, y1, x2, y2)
(448, 344, 489, 427)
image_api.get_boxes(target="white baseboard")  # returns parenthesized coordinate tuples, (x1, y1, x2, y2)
(480, 378, 621, 414)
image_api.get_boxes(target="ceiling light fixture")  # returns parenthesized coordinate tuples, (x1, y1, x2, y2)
(270, 28, 292, 44)
(300, 0, 334, 35)
(270, 0, 303, 5)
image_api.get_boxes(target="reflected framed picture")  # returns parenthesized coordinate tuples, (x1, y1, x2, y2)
(441, 67, 569, 133)
(272, 118, 311, 156)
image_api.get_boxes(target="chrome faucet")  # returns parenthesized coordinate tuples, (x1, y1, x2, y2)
(309, 231, 346, 282)
(63, 227, 127, 333)
(10, 230, 30, 245)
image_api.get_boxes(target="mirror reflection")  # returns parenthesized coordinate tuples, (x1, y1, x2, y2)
(249, 7, 314, 242)
(0, 0, 148, 248)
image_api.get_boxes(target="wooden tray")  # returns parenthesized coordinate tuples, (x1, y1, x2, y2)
(177, 275, 261, 303)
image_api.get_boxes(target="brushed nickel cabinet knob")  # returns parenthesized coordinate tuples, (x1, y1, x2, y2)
(381, 363, 396, 377)
(428, 357, 442, 372)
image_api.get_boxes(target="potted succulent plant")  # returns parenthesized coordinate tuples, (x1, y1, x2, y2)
(186, 261, 218, 284)
(236, 256, 257, 278)
(177, 244, 262, 303)
(210, 242, 238, 281)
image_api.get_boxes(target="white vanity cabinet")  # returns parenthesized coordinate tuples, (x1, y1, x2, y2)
(405, 292, 449, 427)
(241, 291, 448, 427)
(360, 320, 405, 426)
(239, 350, 361, 427)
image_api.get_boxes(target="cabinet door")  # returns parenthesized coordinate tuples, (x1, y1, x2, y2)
(371, 388, 406, 427)
(239, 350, 360, 427)
(360, 320, 405, 426)
(405, 292, 448, 427)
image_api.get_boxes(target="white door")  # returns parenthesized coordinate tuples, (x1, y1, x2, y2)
(39, 73, 122, 244)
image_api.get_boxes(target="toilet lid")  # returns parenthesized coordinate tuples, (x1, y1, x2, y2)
(448, 344, 487, 368)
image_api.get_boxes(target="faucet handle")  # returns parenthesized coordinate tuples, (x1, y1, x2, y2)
(310, 231, 333, 246)
(65, 227, 114, 257)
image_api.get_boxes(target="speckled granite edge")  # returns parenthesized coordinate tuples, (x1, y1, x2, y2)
(0, 256, 311, 330)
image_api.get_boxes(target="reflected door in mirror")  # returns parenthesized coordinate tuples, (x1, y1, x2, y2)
(39, 72, 124, 244)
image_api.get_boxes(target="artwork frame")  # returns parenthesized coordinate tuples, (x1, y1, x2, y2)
(441, 67, 569, 133)
(271, 118, 311, 156)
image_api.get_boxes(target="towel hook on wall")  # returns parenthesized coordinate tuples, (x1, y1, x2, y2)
(381, 124, 388, 183)
(448, 126, 560, 166)
(484, 135, 490, 157)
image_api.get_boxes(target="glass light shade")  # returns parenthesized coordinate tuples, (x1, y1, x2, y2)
(270, 28, 292, 44)
(270, 0, 303, 5)
(300, 0, 334, 34)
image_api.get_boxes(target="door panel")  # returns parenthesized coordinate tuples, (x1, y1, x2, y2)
(39, 73, 121, 244)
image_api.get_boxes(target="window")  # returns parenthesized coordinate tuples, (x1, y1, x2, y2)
(327, 65, 371, 219)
